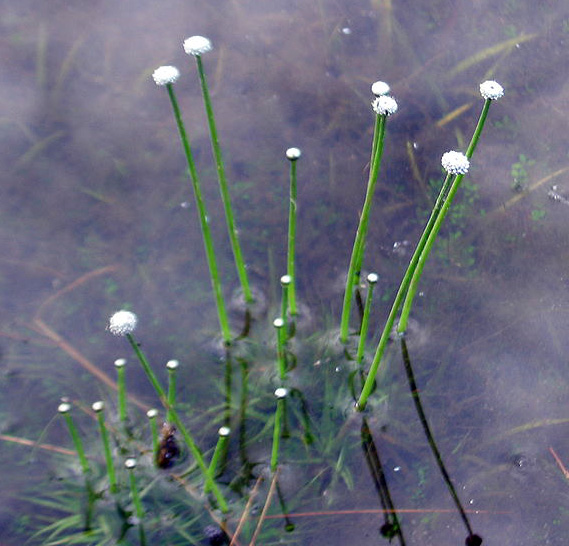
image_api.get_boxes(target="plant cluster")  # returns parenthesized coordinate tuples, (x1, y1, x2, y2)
(33, 35, 503, 546)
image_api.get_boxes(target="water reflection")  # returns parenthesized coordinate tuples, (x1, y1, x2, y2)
(2, 0, 569, 544)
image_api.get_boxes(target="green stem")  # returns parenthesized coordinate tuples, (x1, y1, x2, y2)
(356, 275, 378, 365)
(340, 114, 386, 343)
(95, 408, 117, 494)
(165, 83, 232, 344)
(115, 361, 127, 424)
(125, 334, 229, 512)
(397, 99, 492, 333)
(274, 319, 287, 381)
(166, 362, 178, 423)
(205, 428, 229, 493)
(357, 99, 493, 411)
(280, 275, 290, 337)
(127, 468, 144, 519)
(287, 159, 298, 315)
(147, 410, 159, 459)
(61, 412, 90, 477)
(271, 395, 286, 472)
(195, 56, 253, 304)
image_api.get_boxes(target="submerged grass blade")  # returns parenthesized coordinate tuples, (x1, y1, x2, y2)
(448, 33, 536, 78)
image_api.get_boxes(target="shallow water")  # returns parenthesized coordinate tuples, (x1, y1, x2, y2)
(2, 0, 569, 544)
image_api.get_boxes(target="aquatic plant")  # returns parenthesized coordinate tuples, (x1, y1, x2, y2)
(184, 35, 254, 306)
(356, 82, 503, 410)
(153, 64, 232, 344)
(285, 147, 302, 317)
(33, 40, 505, 546)
(339, 91, 398, 344)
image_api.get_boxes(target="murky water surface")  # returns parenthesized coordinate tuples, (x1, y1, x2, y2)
(2, 0, 569, 544)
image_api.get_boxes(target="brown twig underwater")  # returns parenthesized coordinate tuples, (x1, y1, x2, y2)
(249, 470, 279, 546)
(549, 447, 569, 481)
(0, 433, 75, 456)
(229, 475, 265, 546)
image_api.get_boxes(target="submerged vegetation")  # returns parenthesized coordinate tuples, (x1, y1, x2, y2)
(5, 2, 569, 541)
(12, 33, 507, 545)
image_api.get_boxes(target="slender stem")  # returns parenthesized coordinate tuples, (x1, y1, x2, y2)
(205, 428, 230, 493)
(271, 396, 286, 472)
(147, 411, 159, 459)
(280, 275, 290, 342)
(115, 361, 128, 424)
(95, 409, 117, 494)
(397, 99, 492, 333)
(357, 99, 494, 410)
(355, 173, 450, 410)
(274, 319, 287, 381)
(125, 334, 229, 512)
(166, 362, 178, 423)
(340, 114, 386, 343)
(61, 412, 90, 477)
(287, 159, 298, 315)
(126, 334, 166, 399)
(356, 275, 377, 365)
(194, 55, 253, 304)
(165, 83, 232, 344)
(128, 469, 144, 520)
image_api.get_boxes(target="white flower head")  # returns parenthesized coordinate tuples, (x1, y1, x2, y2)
(367, 273, 379, 284)
(273, 317, 285, 329)
(480, 80, 504, 101)
(92, 401, 105, 412)
(146, 409, 158, 419)
(274, 387, 288, 399)
(152, 65, 180, 86)
(441, 151, 470, 175)
(372, 95, 398, 116)
(58, 402, 71, 414)
(218, 426, 231, 437)
(183, 35, 213, 56)
(280, 274, 292, 285)
(114, 358, 126, 368)
(166, 359, 180, 370)
(125, 458, 137, 470)
(286, 147, 302, 161)
(371, 81, 390, 96)
(108, 310, 138, 336)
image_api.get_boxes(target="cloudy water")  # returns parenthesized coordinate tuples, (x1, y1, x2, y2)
(1, 0, 569, 544)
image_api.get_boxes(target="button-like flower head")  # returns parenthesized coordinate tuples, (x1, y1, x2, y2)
(286, 147, 302, 161)
(441, 151, 470, 175)
(183, 36, 213, 56)
(371, 81, 390, 96)
(479, 80, 504, 101)
(372, 95, 398, 116)
(108, 310, 138, 336)
(152, 66, 180, 86)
